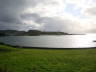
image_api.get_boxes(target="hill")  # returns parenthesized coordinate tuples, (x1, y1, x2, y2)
(0, 30, 69, 36)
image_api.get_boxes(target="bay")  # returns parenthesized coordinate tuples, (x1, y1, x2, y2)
(0, 34, 96, 48)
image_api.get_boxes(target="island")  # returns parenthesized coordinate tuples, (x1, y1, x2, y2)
(0, 30, 70, 36)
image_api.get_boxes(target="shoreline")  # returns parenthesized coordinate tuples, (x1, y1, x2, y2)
(0, 42, 96, 50)
(0, 41, 96, 72)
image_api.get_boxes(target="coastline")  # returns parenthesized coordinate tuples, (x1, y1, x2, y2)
(0, 42, 96, 49)
(0, 42, 96, 72)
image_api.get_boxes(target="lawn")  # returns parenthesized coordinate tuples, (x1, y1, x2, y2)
(0, 44, 96, 72)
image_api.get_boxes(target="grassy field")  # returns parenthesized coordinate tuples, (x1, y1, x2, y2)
(0, 44, 96, 72)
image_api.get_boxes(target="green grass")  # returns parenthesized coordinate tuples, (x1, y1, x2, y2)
(0, 45, 96, 72)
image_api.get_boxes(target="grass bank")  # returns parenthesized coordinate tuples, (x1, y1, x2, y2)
(0, 44, 96, 72)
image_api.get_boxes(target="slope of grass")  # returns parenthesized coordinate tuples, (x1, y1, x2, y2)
(0, 44, 96, 72)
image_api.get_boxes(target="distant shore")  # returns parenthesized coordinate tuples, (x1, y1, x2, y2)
(0, 30, 85, 36)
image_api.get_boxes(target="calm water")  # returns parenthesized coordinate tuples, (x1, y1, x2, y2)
(0, 34, 96, 48)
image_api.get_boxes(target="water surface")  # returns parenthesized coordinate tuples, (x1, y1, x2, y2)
(0, 34, 96, 48)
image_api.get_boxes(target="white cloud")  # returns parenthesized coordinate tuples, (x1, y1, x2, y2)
(24, 0, 66, 17)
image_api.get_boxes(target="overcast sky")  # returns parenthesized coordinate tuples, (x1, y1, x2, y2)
(0, 0, 96, 33)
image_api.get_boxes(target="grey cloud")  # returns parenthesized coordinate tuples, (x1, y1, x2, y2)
(0, 0, 45, 26)
(21, 13, 40, 22)
(21, 13, 81, 33)
(86, 7, 96, 15)
(0, 0, 93, 33)
(0, 0, 26, 23)
(87, 29, 96, 33)
(0, 0, 67, 31)
(40, 18, 80, 33)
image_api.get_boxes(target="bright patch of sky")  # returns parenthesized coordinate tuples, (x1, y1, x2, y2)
(64, 3, 82, 17)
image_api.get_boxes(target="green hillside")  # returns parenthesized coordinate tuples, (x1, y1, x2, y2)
(0, 45, 96, 72)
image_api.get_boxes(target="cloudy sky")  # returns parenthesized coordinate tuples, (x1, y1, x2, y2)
(0, 0, 96, 33)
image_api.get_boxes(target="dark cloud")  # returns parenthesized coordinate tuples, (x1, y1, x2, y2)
(0, 0, 45, 25)
(0, 0, 44, 30)
(0, 0, 26, 24)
